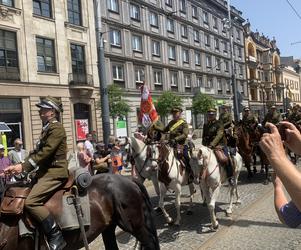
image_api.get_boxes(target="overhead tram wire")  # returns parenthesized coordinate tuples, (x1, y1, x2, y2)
(286, 0, 301, 21)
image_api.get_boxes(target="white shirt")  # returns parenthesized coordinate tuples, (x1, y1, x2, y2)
(84, 140, 94, 156)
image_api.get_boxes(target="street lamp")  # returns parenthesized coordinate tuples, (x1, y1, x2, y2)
(222, 0, 240, 122)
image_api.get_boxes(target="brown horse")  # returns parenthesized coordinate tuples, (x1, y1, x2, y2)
(235, 124, 254, 178)
(0, 174, 160, 250)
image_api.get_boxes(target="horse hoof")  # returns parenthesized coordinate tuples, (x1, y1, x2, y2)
(236, 199, 242, 205)
(263, 179, 269, 185)
(167, 218, 173, 224)
(260, 169, 265, 174)
(226, 210, 232, 217)
(186, 210, 193, 215)
(210, 224, 219, 231)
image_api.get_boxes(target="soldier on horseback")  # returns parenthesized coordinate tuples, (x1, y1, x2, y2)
(3, 96, 67, 250)
(241, 107, 258, 132)
(202, 108, 235, 186)
(263, 105, 282, 125)
(153, 106, 194, 182)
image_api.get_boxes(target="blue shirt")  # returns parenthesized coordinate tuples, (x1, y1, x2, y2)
(280, 201, 301, 228)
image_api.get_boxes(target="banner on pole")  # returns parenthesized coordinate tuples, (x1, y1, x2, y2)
(75, 119, 89, 140)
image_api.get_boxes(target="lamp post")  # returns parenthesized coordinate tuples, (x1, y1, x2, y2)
(223, 0, 239, 122)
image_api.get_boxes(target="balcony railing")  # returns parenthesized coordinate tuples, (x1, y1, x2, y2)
(0, 68, 20, 81)
(68, 73, 93, 86)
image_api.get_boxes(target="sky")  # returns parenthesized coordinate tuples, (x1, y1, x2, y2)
(231, 0, 301, 59)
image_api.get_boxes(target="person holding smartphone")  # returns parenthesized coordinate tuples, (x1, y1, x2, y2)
(260, 121, 301, 228)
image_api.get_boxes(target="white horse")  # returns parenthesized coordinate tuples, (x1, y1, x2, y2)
(126, 136, 160, 196)
(190, 145, 242, 230)
(157, 143, 196, 226)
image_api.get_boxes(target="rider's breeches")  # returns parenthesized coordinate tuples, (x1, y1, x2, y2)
(223, 147, 233, 178)
(183, 145, 191, 168)
(25, 175, 65, 222)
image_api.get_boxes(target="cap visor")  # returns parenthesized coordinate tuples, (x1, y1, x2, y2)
(36, 102, 52, 109)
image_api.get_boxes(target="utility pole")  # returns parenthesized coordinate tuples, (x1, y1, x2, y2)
(94, 0, 111, 146)
(227, 0, 240, 122)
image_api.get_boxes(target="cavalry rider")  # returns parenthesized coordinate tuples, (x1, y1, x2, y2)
(202, 108, 234, 186)
(263, 105, 282, 126)
(153, 106, 193, 182)
(287, 105, 301, 130)
(241, 107, 258, 132)
(4, 96, 67, 250)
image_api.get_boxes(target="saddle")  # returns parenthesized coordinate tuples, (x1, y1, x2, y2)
(213, 146, 229, 166)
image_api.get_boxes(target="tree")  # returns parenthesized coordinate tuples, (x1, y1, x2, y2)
(155, 91, 182, 122)
(192, 93, 215, 115)
(108, 84, 131, 136)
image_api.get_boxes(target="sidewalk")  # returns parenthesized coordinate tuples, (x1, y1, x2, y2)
(201, 187, 301, 250)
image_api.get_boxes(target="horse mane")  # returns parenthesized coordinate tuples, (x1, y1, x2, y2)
(130, 136, 146, 152)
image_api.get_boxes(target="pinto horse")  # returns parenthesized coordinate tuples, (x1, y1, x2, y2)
(190, 146, 243, 230)
(0, 174, 160, 250)
(126, 137, 160, 196)
(156, 143, 195, 226)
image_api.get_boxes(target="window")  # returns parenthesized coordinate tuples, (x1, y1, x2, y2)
(214, 38, 219, 51)
(181, 24, 188, 38)
(135, 66, 145, 83)
(107, 0, 119, 13)
(153, 69, 162, 85)
(216, 58, 221, 71)
(195, 52, 201, 66)
(168, 45, 176, 60)
(152, 40, 160, 56)
(183, 49, 189, 63)
(184, 74, 191, 87)
(167, 18, 174, 33)
(130, 4, 140, 21)
(206, 55, 212, 68)
(170, 71, 178, 87)
(205, 34, 210, 47)
(236, 28, 241, 41)
(165, 0, 172, 7)
(70, 44, 86, 82)
(192, 5, 198, 19)
(150, 12, 159, 28)
(226, 81, 231, 93)
(213, 17, 218, 29)
(239, 64, 243, 76)
(224, 60, 229, 72)
(132, 35, 143, 52)
(0, 0, 13, 7)
(217, 79, 222, 94)
(196, 76, 203, 87)
(203, 11, 209, 24)
(222, 40, 228, 53)
(110, 29, 121, 47)
(67, 0, 82, 26)
(179, 0, 186, 13)
(206, 78, 213, 88)
(193, 29, 199, 42)
(112, 64, 124, 81)
(36, 37, 56, 72)
(33, 0, 52, 18)
(238, 47, 242, 58)
(0, 30, 18, 68)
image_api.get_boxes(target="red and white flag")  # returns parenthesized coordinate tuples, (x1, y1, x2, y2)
(139, 84, 158, 128)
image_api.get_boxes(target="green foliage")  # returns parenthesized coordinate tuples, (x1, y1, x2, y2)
(192, 93, 215, 114)
(108, 84, 131, 118)
(156, 91, 182, 117)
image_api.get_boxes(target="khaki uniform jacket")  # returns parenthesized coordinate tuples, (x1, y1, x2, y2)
(22, 118, 68, 178)
(242, 114, 258, 131)
(288, 111, 301, 125)
(219, 112, 233, 129)
(202, 119, 225, 147)
(155, 118, 189, 145)
(263, 111, 282, 125)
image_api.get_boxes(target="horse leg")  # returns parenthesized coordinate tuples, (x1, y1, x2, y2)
(208, 184, 221, 230)
(246, 162, 253, 179)
(158, 182, 173, 224)
(102, 224, 118, 250)
(174, 184, 182, 226)
(151, 175, 160, 197)
(226, 185, 235, 216)
(186, 183, 195, 215)
(200, 181, 209, 206)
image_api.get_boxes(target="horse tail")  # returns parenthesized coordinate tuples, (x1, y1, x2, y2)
(132, 179, 160, 250)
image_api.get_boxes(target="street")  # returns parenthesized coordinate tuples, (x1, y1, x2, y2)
(84, 164, 301, 250)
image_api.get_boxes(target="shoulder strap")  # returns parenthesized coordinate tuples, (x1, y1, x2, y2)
(170, 119, 185, 132)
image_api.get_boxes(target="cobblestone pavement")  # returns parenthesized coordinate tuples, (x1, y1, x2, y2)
(84, 141, 301, 250)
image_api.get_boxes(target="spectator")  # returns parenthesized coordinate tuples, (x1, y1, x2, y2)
(77, 142, 92, 172)
(8, 138, 28, 164)
(110, 142, 123, 174)
(0, 144, 10, 198)
(84, 133, 94, 157)
(93, 143, 111, 174)
(260, 121, 301, 228)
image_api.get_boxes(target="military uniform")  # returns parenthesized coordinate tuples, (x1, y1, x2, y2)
(219, 112, 233, 129)
(163, 118, 189, 145)
(242, 113, 258, 132)
(202, 119, 225, 147)
(263, 109, 282, 125)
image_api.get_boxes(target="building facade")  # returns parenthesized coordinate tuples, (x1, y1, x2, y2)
(0, 0, 102, 151)
(101, 0, 247, 129)
(244, 22, 282, 121)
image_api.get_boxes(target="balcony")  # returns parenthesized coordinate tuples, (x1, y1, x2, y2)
(246, 56, 258, 69)
(69, 73, 94, 90)
(0, 68, 20, 81)
(248, 78, 260, 86)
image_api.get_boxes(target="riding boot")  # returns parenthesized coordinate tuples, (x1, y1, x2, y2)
(41, 215, 66, 250)
(225, 162, 234, 186)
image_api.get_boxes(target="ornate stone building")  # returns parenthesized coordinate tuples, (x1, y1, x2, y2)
(0, 0, 101, 151)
